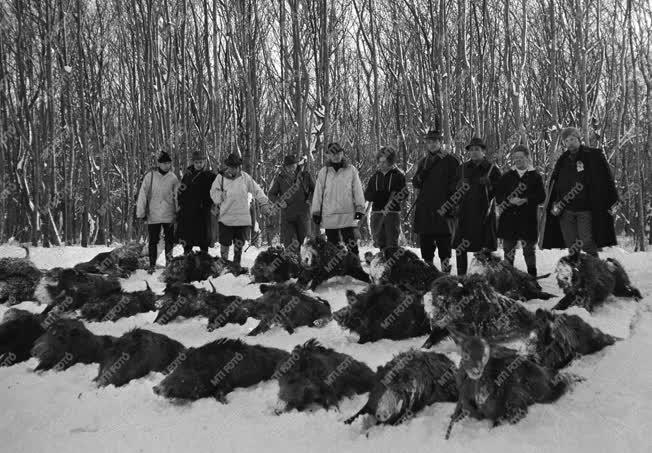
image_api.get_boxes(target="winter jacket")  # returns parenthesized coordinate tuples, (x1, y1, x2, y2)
(364, 166, 407, 212)
(540, 146, 618, 249)
(412, 152, 460, 235)
(136, 169, 179, 224)
(451, 159, 502, 252)
(496, 167, 546, 242)
(177, 166, 217, 246)
(311, 160, 365, 229)
(209, 171, 269, 227)
(268, 167, 315, 221)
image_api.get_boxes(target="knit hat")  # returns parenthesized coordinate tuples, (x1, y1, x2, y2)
(561, 127, 582, 141)
(327, 142, 344, 154)
(191, 151, 205, 161)
(158, 151, 172, 163)
(224, 153, 243, 167)
(465, 137, 486, 150)
(511, 144, 530, 156)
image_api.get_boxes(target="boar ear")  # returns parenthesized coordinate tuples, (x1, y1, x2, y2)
(447, 327, 467, 345)
(259, 284, 271, 294)
(345, 290, 357, 305)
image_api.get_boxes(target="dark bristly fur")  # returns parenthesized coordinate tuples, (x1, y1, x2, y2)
(161, 251, 247, 285)
(0, 246, 42, 305)
(469, 250, 556, 301)
(368, 247, 443, 295)
(345, 350, 457, 426)
(72, 242, 148, 277)
(153, 338, 290, 402)
(527, 309, 618, 369)
(422, 274, 536, 349)
(80, 284, 157, 321)
(251, 246, 301, 283)
(42, 269, 122, 317)
(0, 309, 45, 365)
(333, 284, 429, 343)
(276, 339, 376, 412)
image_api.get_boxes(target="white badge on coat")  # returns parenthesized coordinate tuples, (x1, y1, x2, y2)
(576, 161, 584, 172)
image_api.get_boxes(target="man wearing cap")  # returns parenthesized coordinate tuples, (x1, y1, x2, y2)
(268, 154, 315, 255)
(210, 153, 271, 265)
(177, 151, 217, 254)
(311, 142, 366, 256)
(412, 128, 459, 273)
(495, 145, 546, 276)
(364, 146, 406, 251)
(541, 127, 618, 256)
(136, 151, 180, 271)
(451, 137, 502, 275)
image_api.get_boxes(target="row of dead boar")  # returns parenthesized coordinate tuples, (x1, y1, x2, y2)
(0, 239, 643, 436)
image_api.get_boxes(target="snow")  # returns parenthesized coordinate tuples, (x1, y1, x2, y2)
(0, 243, 651, 453)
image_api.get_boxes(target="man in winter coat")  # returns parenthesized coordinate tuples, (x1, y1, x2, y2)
(176, 151, 217, 254)
(495, 145, 546, 276)
(311, 142, 366, 256)
(451, 137, 502, 276)
(364, 146, 406, 251)
(210, 153, 271, 265)
(412, 128, 460, 273)
(136, 151, 179, 271)
(268, 154, 315, 257)
(540, 127, 618, 256)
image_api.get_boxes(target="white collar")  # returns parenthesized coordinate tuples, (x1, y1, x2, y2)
(513, 165, 534, 177)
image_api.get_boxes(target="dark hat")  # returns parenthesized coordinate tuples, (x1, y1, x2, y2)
(157, 151, 172, 163)
(327, 142, 344, 154)
(224, 153, 243, 167)
(283, 154, 299, 166)
(421, 128, 443, 141)
(511, 144, 529, 155)
(191, 151, 205, 161)
(465, 137, 486, 150)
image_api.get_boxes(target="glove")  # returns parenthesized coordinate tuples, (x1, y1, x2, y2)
(354, 212, 364, 220)
(478, 176, 491, 185)
(312, 214, 322, 225)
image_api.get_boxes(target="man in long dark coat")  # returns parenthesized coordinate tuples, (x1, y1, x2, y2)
(412, 128, 460, 273)
(451, 137, 502, 276)
(176, 151, 217, 254)
(495, 145, 546, 276)
(540, 127, 618, 256)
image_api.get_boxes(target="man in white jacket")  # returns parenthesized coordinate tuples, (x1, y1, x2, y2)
(136, 151, 179, 271)
(311, 142, 365, 256)
(210, 153, 271, 265)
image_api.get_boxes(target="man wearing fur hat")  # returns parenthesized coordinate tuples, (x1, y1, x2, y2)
(268, 154, 315, 255)
(412, 128, 459, 273)
(210, 153, 271, 265)
(495, 145, 546, 276)
(177, 151, 217, 254)
(136, 151, 180, 272)
(541, 127, 619, 256)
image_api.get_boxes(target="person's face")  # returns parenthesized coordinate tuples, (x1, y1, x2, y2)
(158, 162, 172, 172)
(286, 163, 298, 173)
(512, 151, 528, 170)
(225, 165, 240, 178)
(328, 149, 343, 163)
(377, 155, 391, 172)
(564, 136, 580, 151)
(424, 139, 441, 153)
(469, 146, 484, 161)
(193, 159, 205, 170)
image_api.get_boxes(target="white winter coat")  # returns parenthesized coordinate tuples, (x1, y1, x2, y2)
(311, 161, 365, 229)
(136, 170, 179, 224)
(210, 171, 269, 226)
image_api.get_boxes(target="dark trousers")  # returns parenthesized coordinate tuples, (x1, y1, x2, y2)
(148, 223, 174, 267)
(370, 212, 401, 250)
(456, 251, 468, 276)
(419, 233, 452, 271)
(325, 227, 359, 256)
(559, 210, 598, 256)
(281, 216, 309, 252)
(503, 239, 537, 276)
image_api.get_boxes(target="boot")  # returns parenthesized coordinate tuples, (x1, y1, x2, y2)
(220, 245, 230, 261)
(527, 267, 537, 278)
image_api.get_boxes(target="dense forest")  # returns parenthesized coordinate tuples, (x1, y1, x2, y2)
(0, 0, 650, 249)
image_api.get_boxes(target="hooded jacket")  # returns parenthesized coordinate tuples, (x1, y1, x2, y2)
(311, 159, 365, 229)
(210, 170, 269, 227)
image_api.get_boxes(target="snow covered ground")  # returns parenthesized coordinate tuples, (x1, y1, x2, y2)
(0, 243, 650, 453)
